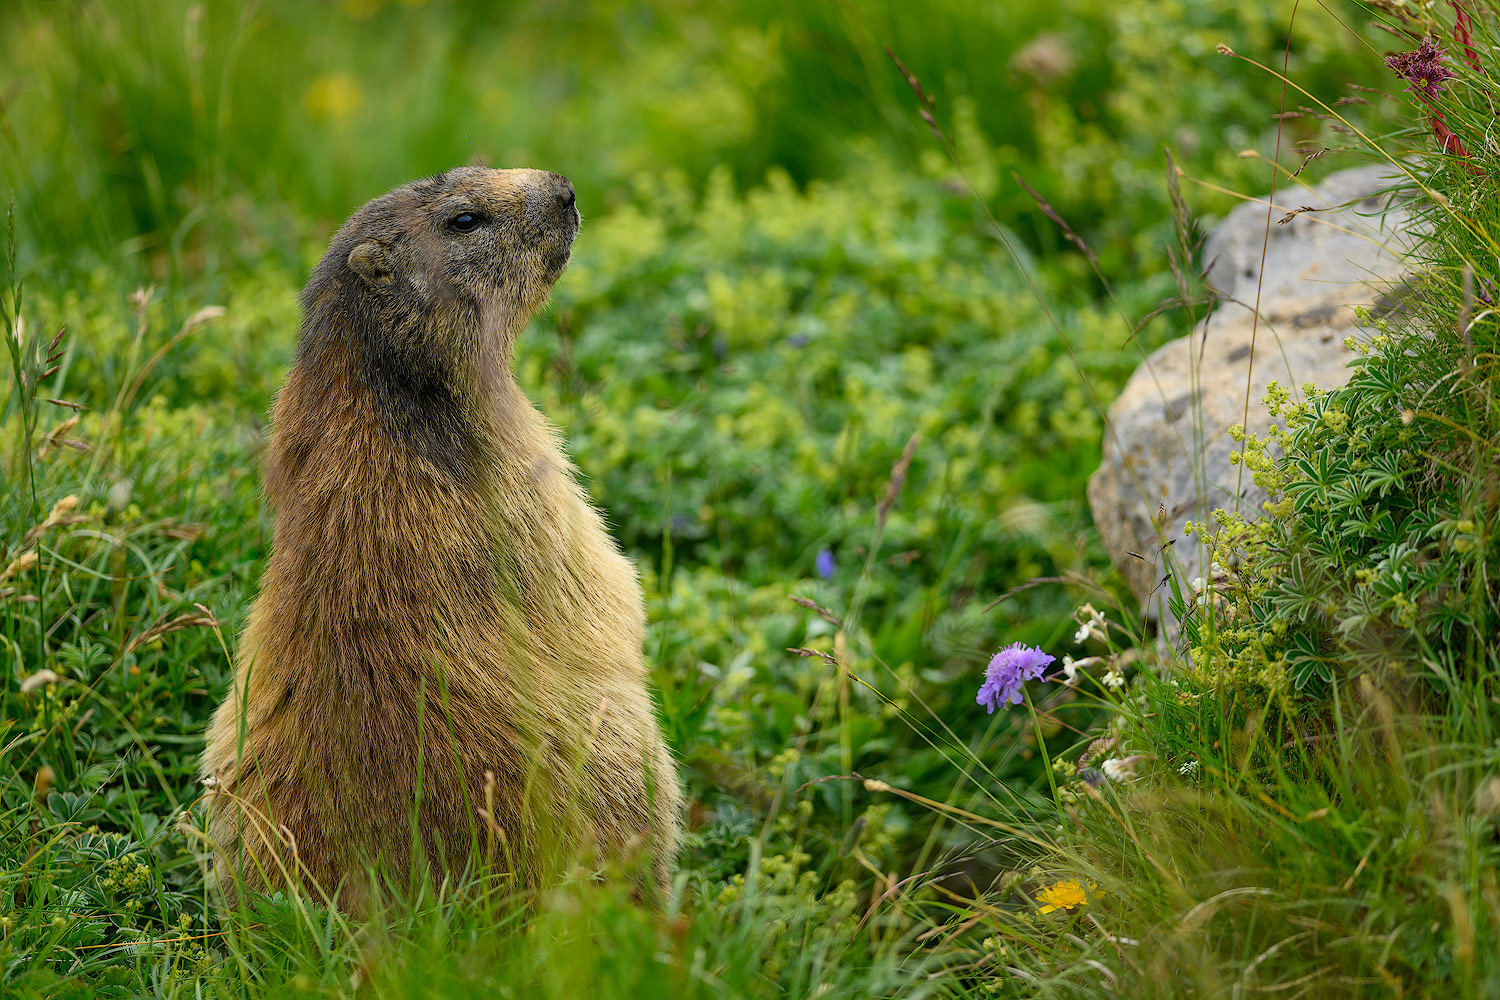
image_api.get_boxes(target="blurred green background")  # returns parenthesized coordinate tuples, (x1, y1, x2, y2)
(5, 0, 1383, 283)
(0, 1, 1402, 993)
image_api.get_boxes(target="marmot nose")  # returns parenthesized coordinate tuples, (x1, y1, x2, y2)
(557, 179, 576, 211)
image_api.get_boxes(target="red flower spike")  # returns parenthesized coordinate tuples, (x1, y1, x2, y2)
(1451, 1, 1482, 72)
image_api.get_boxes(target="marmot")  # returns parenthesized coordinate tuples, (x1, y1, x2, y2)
(201, 167, 682, 906)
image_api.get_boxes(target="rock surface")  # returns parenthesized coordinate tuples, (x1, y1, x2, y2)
(1087, 164, 1416, 629)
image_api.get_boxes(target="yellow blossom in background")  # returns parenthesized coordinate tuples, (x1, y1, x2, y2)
(304, 72, 364, 122)
(1035, 879, 1099, 914)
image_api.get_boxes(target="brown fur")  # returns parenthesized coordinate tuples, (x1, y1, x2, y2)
(201, 167, 682, 906)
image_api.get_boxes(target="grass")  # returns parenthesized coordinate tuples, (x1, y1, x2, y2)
(939, 5, 1500, 994)
(6, 0, 1497, 996)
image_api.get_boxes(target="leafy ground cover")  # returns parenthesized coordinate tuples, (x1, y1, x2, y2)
(9, 0, 1495, 997)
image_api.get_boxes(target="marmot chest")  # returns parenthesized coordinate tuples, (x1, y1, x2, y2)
(485, 452, 642, 650)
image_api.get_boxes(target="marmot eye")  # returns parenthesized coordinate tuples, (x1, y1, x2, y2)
(449, 212, 483, 233)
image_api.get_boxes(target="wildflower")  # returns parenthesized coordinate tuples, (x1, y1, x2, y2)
(1059, 654, 1100, 686)
(1179, 759, 1200, 776)
(108, 478, 134, 511)
(1431, 116, 1472, 157)
(979, 935, 1012, 959)
(815, 549, 836, 580)
(1386, 40, 1456, 100)
(1077, 767, 1105, 788)
(19, 670, 61, 694)
(304, 72, 365, 122)
(1034, 878, 1098, 914)
(1100, 756, 1141, 782)
(1078, 735, 1117, 766)
(1453, 1, 1482, 72)
(1189, 576, 1206, 594)
(976, 643, 1055, 713)
(1102, 669, 1126, 690)
(1072, 603, 1107, 644)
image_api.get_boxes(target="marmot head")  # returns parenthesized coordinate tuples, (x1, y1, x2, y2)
(291, 167, 580, 479)
(320, 166, 578, 332)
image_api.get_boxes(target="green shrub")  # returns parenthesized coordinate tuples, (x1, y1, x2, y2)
(1183, 190, 1500, 707)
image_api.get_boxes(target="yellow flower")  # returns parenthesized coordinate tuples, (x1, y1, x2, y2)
(304, 73, 364, 122)
(1035, 879, 1099, 914)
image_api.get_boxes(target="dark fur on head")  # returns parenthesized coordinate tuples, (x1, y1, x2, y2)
(293, 167, 577, 484)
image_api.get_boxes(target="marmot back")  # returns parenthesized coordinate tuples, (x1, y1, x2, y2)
(201, 167, 682, 906)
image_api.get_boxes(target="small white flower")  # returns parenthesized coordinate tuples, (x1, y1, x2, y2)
(1101, 756, 1139, 781)
(1210, 561, 1224, 577)
(1060, 654, 1101, 685)
(1179, 759, 1199, 776)
(1189, 576, 1206, 594)
(1072, 604, 1108, 644)
(1102, 669, 1126, 690)
(19, 669, 61, 694)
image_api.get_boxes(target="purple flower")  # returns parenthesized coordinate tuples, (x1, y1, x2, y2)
(976, 643, 1055, 713)
(815, 549, 836, 580)
(1386, 40, 1456, 100)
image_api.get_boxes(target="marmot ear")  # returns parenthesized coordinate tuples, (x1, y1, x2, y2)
(347, 241, 393, 286)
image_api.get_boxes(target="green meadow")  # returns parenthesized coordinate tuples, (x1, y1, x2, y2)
(5, 1, 1499, 997)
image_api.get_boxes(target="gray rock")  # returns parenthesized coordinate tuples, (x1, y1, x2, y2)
(1088, 164, 1416, 630)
